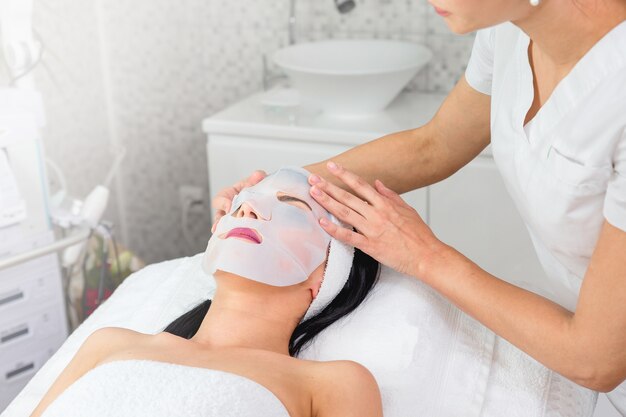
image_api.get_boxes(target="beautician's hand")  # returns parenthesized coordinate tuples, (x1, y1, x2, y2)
(211, 170, 267, 232)
(309, 161, 448, 277)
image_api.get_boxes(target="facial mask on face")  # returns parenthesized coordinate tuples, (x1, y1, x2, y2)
(202, 166, 333, 287)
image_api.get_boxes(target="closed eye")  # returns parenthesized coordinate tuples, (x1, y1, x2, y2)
(277, 193, 312, 211)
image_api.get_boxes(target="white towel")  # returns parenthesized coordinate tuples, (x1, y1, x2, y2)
(299, 266, 598, 417)
(5, 255, 600, 417)
(40, 360, 290, 417)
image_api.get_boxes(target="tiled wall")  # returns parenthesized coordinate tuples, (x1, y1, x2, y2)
(27, 0, 474, 264)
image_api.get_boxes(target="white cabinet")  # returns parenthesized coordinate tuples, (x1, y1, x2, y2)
(207, 135, 348, 192)
(429, 155, 547, 282)
(0, 121, 69, 410)
(207, 134, 428, 217)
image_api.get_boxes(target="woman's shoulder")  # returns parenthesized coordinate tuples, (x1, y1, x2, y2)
(86, 326, 149, 345)
(314, 359, 375, 379)
(82, 327, 153, 362)
(306, 360, 383, 417)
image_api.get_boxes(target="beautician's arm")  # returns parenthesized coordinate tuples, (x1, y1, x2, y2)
(212, 76, 491, 226)
(304, 76, 492, 193)
(419, 219, 626, 392)
(314, 160, 626, 392)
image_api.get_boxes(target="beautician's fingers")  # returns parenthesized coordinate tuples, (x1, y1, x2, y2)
(211, 170, 267, 233)
(319, 217, 370, 249)
(374, 179, 429, 229)
(310, 185, 373, 234)
(211, 180, 244, 229)
(375, 180, 413, 210)
(244, 170, 267, 188)
(311, 177, 376, 218)
(325, 162, 387, 208)
(314, 172, 440, 276)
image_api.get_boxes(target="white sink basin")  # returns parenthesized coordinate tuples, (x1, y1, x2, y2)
(273, 40, 432, 116)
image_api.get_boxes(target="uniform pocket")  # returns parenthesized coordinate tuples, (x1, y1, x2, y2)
(546, 146, 612, 194)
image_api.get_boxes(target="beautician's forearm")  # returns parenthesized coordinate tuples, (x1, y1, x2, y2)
(305, 126, 447, 194)
(420, 245, 607, 391)
(305, 76, 492, 193)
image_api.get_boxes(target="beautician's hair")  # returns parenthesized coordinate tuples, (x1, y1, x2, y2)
(164, 248, 379, 356)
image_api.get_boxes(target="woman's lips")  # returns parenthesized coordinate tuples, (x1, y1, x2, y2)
(433, 5, 451, 16)
(224, 227, 262, 244)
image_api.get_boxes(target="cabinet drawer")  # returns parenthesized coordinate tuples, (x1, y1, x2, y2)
(0, 335, 63, 409)
(0, 254, 63, 317)
(0, 301, 67, 354)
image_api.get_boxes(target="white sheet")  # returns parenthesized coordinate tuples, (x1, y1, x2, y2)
(2, 254, 598, 417)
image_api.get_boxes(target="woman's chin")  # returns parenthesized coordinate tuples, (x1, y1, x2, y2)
(444, 18, 479, 35)
(437, 13, 499, 35)
(213, 271, 278, 292)
(449, 25, 475, 35)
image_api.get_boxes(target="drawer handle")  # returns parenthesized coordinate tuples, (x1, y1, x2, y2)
(6, 362, 35, 380)
(1, 325, 29, 344)
(0, 290, 24, 306)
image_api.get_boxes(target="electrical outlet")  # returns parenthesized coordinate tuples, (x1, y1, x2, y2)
(179, 185, 205, 213)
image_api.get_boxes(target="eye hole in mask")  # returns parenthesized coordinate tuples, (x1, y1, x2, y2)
(230, 191, 313, 219)
(276, 192, 313, 212)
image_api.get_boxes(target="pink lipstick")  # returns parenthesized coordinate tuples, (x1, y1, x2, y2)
(433, 5, 451, 16)
(224, 227, 262, 244)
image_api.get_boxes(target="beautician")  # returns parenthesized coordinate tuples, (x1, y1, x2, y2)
(213, 0, 626, 398)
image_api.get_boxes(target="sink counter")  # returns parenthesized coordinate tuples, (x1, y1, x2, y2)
(202, 89, 448, 147)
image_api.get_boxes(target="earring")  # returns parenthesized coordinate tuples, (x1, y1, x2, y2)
(529, 0, 540, 6)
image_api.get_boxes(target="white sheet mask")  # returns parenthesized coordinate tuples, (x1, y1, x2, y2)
(202, 166, 333, 287)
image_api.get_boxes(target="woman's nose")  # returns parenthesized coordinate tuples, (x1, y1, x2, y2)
(235, 202, 259, 219)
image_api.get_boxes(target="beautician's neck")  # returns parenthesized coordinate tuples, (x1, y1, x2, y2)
(514, 1, 626, 69)
(190, 287, 299, 356)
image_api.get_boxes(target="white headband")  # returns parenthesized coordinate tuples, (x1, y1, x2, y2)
(302, 220, 355, 322)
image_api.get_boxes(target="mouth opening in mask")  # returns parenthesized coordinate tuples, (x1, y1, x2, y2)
(220, 227, 263, 244)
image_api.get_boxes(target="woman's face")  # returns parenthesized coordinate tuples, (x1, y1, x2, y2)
(427, 0, 533, 34)
(203, 167, 333, 287)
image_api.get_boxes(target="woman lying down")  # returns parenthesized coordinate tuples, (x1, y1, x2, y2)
(30, 167, 383, 417)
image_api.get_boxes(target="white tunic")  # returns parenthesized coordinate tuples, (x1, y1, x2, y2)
(465, 20, 626, 309)
(465, 19, 626, 411)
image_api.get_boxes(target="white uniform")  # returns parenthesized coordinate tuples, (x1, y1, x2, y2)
(465, 20, 626, 412)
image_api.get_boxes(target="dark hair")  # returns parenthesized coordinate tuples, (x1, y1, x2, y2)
(164, 248, 379, 356)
